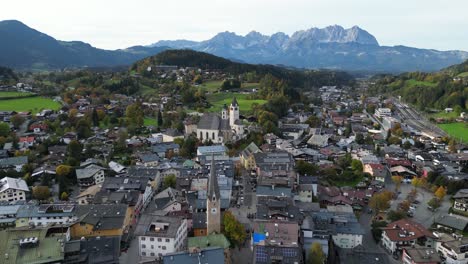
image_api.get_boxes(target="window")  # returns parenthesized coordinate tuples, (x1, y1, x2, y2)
(158, 238, 162, 242)
(162, 246, 166, 250)
(165, 239, 170, 242)
(150, 238, 154, 241)
(142, 245, 146, 248)
(150, 253, 155, 256)
(142, 252, 146, 256)
(151, 245, 154, 249)
(141, 237, 146, 241)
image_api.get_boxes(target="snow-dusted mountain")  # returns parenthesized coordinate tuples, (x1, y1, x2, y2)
(150, 25, 468, 72)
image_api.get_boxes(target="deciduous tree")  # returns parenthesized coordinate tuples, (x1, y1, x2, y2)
(392, 175, 403, 191)
(223, 211, 246, 248)
(163, 174, 177, 189)
(307, 242, 325, 264)
(434, 186, 446, 200)
(32, 186, 50, 200)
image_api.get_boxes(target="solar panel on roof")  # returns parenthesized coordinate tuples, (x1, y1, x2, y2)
(256, 247, 268, 263)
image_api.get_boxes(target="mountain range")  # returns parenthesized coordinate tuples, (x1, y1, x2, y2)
(150, 25, 468, 72)
(0, 20, 467, 72)
(0, 20, 168, 70)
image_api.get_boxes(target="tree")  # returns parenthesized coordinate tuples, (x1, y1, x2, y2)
(67, 140, 82, 159)
(0, 122, 10, 137)
(56, 165, 72, 177)
(223, 211, 247, 248)
(76, 119, 92, 139)
(369, 190, 393, 213)
(427, 197, 441, 209)
(355, 133, 364, 144)
(411, 177, 425, 190)
(60, 192, 69, 201)
(305, 116, 321, 128)
(91, 108, 99, 127)
(448, 139, 457, 153)
(32, 186, 50, 200)
(392, 175, 403, 191)
(163, 174, 177, 189)
(387, 210, 407, 222)
(295, 160, 318, 176)
(125, 101, 144, 128)
(307, 242, 325, 264)
(157, 109, 163, 128)
(351, 159, 363, 172)
(10, 114, 25, 129)
(434, 186, 446, 200)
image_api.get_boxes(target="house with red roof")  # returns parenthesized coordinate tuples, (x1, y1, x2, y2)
(381, 219, 437, 254)
(19, 136, 35, 148)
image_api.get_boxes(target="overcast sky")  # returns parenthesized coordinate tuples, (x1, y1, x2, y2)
(1, 0, 467, 51)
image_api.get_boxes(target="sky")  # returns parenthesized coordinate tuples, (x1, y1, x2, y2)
(1, 0, 467, 51)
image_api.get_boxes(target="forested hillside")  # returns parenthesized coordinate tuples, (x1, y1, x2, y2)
(370, 60, 468, 111)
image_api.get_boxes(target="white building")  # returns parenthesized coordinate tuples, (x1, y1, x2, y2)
(135, 215, 187, 260)
(16, 204, 78, 227)
(195, 98, 245, 143)
(436, 237, 468, 264)
(76, 165, 105, 187)
(0, 177, 29, 202)
(375, 108, 392, 118)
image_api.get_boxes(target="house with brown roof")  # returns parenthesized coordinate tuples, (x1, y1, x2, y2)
(364, 163, 388, 182)
(381, 219, 437, 254)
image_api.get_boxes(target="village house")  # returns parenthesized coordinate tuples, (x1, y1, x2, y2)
(0, 177, 29, 202)
(135, 214, 188, 260)
(381, 219, 437, 254)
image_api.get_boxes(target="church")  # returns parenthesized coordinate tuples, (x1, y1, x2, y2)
(196, 97, 245, 143)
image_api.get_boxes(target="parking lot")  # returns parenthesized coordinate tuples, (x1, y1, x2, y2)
(388, 181, 451, 228)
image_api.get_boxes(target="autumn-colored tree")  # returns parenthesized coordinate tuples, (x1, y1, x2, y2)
(60, 192, 69, 201)
(434, 186, 446, 200)
(32, 186, 51, 200)
(411, 177, 426, 189)
(448, 139, 457, 153)
(392, 175, 403, 191)
(399, 200, 410, 212)
(56, 165, 72, 177)
(223, 211, 247, 247)
(308, 242, 325, 264)
(369, 190, 393, 213)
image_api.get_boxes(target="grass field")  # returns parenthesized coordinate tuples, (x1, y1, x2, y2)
(438, 123, 468, 142)
(0, 97, 61, 113)
(457, 72, 468, 77)
(0, 91, 33, 98)
(144, 117, 158, 126)
(206, 92, 266, 114)
(405, 79, 438, 87)
(198, 81, 223, 92)
(429, 111, 460, 119)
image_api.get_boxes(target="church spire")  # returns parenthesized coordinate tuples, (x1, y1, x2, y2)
(207, 154, 220, 201)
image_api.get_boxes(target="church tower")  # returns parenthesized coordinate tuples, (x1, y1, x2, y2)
(229, 97, 239, 127)
(206, 155, 221, 234)
(221, 104, 228, 120)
